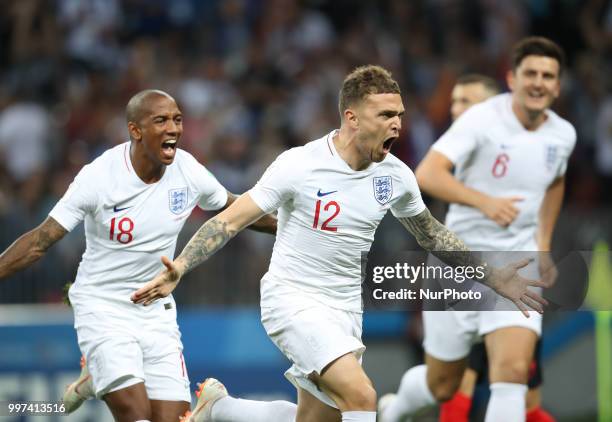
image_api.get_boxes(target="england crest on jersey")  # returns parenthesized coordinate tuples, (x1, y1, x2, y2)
(373, 176, 393, 205)
(169, 187, 188, 214)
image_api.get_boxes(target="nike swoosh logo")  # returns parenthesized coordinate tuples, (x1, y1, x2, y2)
(317, 189, 337, 197)
(113, 205, 132, 212)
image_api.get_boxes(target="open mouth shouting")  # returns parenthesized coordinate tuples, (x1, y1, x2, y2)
(161, 139, 177, 161)
(382, 136, 398, 154)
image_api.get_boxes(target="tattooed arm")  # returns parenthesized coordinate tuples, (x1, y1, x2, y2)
(132, 193, 266, 305)
(0, 217, 68, 279)
(397, 208, 547, 314)
(397, 208, 483, 269)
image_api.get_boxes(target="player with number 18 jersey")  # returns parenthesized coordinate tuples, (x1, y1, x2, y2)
(49, 142, 227, 399)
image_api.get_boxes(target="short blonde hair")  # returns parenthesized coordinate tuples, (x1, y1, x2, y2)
(338, 65, 401, 116)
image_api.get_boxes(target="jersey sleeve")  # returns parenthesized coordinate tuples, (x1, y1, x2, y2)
(248, 149, 302, 213)
(390, 162, 427, 218)
(48, 165, 98, 231)
(431, 105, 484, 165)
(195, 165, 228, 211)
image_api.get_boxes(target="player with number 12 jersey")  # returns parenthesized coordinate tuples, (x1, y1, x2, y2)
(252, 129, 425, 313)
(250, 129, 425, 406)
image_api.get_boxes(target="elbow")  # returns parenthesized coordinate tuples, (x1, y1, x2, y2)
(415, 166, 434, 194)
(267, 218, 278, 234)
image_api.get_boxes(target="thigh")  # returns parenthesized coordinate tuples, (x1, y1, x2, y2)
(422, 311, 478, 361)
(141, 325, 191, 402)
(262, 304, 364, 408)
(296, 387, 341, 422)
(103, 382, 151, 422)
(150, 400, 191, 422)
(312, 352, 375, 411)
(478, 310, 542, 337)
(485, 326, 538, 383)
(262, 305, 364, 378)
(316, 351, 372, 392)
(76, 312, 146, 397)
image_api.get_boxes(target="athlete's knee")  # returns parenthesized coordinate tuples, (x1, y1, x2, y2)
(429, 381, 459, 403)
(492, 358, 530, 384)
(336, 381, 377, 411)
(426, 372, 461, 402)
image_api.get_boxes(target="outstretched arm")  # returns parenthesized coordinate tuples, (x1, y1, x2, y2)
(397, 208, 546, 315)
(397, 207, 476, 267)
(0, 217, 68, 279)
(132, 193, 266, 304)
(225, 191, 277, 234)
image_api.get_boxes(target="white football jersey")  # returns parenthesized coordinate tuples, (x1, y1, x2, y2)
(249, 130, 426, 312)
(432, 93, 576, 251)
(49, 142, 227, 317)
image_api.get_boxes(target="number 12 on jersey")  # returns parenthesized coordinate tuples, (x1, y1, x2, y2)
(312, 200, 340, 232)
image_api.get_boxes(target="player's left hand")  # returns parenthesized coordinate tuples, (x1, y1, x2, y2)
(131, 256, 183, 306)
(487, 258, 549, 317)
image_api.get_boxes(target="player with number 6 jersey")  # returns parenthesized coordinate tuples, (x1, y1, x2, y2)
(431, 92, 575, 252)
(380, 37, 576, 422)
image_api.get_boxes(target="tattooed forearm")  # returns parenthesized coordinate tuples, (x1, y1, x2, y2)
(398, 209, 491, 278)
(177, 217, 237, 275)
(398, 209, 469, 252)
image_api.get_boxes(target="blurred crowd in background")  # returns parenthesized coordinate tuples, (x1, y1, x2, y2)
(0, 0, 611, 305)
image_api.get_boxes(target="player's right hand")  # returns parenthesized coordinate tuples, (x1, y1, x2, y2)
(131, 256, 183, 306)
(480, 196, 523, 227)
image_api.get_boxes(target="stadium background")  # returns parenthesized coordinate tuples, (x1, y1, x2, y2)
(0, 0, 610, 420)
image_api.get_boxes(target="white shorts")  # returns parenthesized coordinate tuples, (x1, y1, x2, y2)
(423, 310, 542, 361)
(261, 297, 365, 409)
(74, 308, 190, 402)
